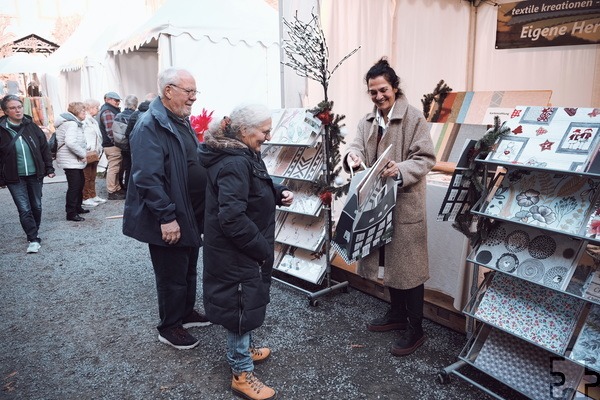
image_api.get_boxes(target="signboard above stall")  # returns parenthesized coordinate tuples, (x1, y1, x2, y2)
(496, 0, 600, 49)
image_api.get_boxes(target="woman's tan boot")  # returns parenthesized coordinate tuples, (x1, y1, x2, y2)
(231, 371, 276, 400)
(249, 347, 271, 363)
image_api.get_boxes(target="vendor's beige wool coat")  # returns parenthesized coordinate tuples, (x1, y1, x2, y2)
(346, 96, 436, 290)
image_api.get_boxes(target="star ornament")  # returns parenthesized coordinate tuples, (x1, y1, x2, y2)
(540, 140, 554, 151)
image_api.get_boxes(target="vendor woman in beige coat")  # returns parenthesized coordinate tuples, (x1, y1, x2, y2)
(345, 58, 436, 356)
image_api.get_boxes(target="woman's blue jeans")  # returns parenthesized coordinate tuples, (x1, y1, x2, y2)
(226, 329, 253, 374)
(7, 175, 43, 242)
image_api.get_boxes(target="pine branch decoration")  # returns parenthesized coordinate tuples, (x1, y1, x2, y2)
(422, 80, 453, 121)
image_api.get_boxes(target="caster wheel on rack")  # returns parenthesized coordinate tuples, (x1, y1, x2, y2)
(437, 370, 451, 385)
(309, 299, 319, 307)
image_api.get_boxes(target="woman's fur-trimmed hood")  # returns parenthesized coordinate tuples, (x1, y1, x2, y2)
(203, 123, 248, 151)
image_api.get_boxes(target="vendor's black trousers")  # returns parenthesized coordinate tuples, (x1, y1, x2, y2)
(148, 244, 199, 332)
(389, 284, 424, 333)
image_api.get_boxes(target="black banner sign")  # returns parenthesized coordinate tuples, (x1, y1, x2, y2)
(496, 0, 600, 49)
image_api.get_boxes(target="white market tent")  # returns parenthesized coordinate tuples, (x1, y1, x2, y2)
(109, 0, 282, 118)
(46, 0, 152, 113)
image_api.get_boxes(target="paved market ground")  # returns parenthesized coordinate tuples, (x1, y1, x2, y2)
(0, 171, 513, 399)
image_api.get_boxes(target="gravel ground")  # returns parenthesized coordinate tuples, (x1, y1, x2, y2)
(0, 171, 507, 399)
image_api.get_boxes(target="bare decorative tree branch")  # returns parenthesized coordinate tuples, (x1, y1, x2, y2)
(282, 10, 360, 102)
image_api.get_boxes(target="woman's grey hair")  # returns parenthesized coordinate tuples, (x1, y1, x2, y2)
(157, 68, 192, 94)
(0, 95, 22, 112)
(123, 95, 138, 110)
(226, 104, 272, 139)
(83, 98, 100, 109)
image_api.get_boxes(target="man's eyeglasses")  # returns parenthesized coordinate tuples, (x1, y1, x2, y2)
(169, 84, 201, 97)
(7, 105, 23, 111)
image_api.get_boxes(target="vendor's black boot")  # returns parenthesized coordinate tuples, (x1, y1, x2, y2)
(391, 321, 425, 356)
(367, 287, 408, 332)
(391, 284, 426, 356)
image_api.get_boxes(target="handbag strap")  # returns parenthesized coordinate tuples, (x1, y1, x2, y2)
(6, 126, 26, 153)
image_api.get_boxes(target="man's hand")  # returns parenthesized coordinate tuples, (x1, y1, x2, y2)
(161, 220, 181, 245)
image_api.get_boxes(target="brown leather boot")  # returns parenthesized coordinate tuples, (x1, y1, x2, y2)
(250, 347, 271, 363)
(231, 371, 276, 400)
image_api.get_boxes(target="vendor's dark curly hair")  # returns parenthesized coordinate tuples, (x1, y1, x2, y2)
(365, 58, 403, 98)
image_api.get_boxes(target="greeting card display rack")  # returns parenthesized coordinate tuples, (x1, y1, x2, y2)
(262, 109, 348, 306)
(438, 106, 600, 399)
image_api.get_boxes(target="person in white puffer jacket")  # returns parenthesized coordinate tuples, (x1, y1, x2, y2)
(54, 102, 88, 222)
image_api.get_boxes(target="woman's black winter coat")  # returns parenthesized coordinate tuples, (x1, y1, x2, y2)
(199, 128, 286, 335)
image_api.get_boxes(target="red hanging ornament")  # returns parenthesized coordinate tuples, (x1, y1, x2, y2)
(315, 109, 333, 125)
(319, 190, 332, 206)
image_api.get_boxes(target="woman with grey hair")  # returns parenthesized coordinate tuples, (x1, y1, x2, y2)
(199, 104, 294, 400)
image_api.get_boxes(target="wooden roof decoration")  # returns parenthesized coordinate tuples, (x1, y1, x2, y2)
(12, 34, 60, 54)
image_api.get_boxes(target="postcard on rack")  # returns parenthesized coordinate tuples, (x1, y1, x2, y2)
(268, 108, 322, 146)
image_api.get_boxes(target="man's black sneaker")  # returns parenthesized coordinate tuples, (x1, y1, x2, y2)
(158, 326, 200, 350)
(366, 309, 409, 332)
(182, 310, 211, 329)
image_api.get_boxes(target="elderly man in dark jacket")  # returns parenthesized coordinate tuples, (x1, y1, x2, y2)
(122, 68, 209, 350)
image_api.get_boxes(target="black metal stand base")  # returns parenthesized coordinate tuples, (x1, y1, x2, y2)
(272, 270, 349, 306)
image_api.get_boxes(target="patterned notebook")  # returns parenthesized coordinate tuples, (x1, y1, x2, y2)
(569, 304, 600, 373)
(473, 221, 583, 291)
(486, 106, 600, 172)
(269, 108, 321, 146)
(262, 142, 324, 182)
(474, 328, 584, 399)
(482, 169, 600, 235)
(274, 211, 326, 252)
(275, 180, 321, 217)
(274, 244, 327, 284)
(474, 272, 584, 354)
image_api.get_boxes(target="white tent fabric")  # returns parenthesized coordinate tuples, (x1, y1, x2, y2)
(109, 0, 282, 118)
(46, 0, 151, 113)
(0, 53, 56, 74)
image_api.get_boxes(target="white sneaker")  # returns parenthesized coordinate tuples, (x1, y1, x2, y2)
(92, 196, 107, 203)
(27, 241, 41, 253)
(82, 199, 99, 207)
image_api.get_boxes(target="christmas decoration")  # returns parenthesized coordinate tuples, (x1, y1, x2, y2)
(421, 79, 453, 121)
(189, 108, 214, 142)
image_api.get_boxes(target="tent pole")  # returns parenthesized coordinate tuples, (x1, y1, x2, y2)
(279, 0, 285, 107)
(466, 4, 477, 91)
